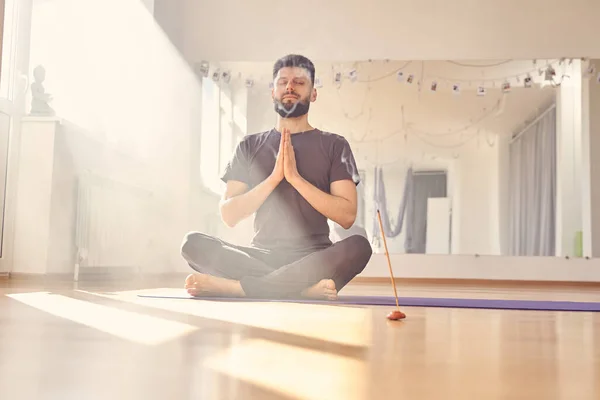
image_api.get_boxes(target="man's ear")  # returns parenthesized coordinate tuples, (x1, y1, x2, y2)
(311, 87, 317, 102)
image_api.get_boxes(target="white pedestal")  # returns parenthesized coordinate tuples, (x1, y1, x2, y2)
(12, 117, 64, 274)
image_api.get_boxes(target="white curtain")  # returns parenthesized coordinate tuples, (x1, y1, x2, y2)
(508, 107, 556, 256)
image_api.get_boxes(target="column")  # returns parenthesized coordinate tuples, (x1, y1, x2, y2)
(585, 59, 600, 257)
(555, 60, 584, 257)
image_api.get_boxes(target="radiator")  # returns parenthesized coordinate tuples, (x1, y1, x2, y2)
(75, 171, 154, 278)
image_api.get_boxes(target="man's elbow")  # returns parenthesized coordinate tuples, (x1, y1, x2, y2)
(219, 202, 238, 228)
(340, 221, 353, 230)
(221, 216, 237, 228)
(340, 213, 356, 230)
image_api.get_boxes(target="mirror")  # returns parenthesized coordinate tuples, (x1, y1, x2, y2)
(197, 58, 592, 258)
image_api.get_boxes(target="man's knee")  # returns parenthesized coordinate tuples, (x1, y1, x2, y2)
(340, 234, 373, 274)
(181, 231, 214, 260)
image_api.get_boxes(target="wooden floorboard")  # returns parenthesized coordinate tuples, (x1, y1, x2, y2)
(1, 278, 598, 399)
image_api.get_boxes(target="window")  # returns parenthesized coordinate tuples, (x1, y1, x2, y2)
(199, 75, 248, 194)
(199, 77, 221, 194)
(0, 0, 17, 102)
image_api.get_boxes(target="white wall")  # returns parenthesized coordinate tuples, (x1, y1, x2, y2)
(180, 0, 600, 62)
(453, 141, 502, 255)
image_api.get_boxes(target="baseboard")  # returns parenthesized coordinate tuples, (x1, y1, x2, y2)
(361, 254, 600, 282)
(75, 266, 140, 281)
(8, 272, 73, 282)
(7, 271, 182, 283)
(7, 271, 599, 288)
(354, 276, 600, 288)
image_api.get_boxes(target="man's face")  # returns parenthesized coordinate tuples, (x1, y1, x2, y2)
(272, 67, 316, 118)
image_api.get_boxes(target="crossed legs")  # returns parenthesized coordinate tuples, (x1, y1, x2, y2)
(180, 232, 373, 300)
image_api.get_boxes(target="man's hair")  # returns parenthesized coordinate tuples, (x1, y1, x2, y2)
(272, 54, 316, 86)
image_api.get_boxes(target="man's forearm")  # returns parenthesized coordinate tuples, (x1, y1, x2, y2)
(220, 177, 279, 227)
(289, 176, 356, 228)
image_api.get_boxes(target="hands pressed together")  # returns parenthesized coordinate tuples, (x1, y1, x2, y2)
(264, 127, 356, 229)
(271, 128, 301, 185)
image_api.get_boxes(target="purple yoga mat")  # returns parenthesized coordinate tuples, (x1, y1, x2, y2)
(137, 294, 600, 312)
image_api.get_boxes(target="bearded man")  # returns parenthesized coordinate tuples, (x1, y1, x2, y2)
(181, 54, 372, 300)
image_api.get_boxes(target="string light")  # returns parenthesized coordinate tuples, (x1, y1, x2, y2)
(356, 61, 413, 83)
(211, 69, 220, 82)
(431, 59, 561, 85)
(445, 60, 513, 68)
(195, 58, 586, 95)
(409, 129, 480, 149)
(194, 58, 583, 163)
(348, 69, 358, 82)
(221, 70, 231, 83)
(195, 61, 210, 78)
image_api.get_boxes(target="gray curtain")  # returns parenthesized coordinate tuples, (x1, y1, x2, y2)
(508, 107, 556, 256)
(404, 172, 447, 254)
(372, 166, 413, 244)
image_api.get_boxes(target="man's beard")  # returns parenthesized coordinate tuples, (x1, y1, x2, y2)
(274, 95, 310, 118)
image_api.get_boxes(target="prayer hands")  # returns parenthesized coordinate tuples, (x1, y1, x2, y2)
(269, 128, 301, 185)
(271, 131, 285, 183)
(282, 128, 300, 183)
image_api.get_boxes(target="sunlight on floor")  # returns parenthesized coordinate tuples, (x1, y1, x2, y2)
(82, 288, 373, 348)
(7, 292, 198, 345)
(203, 338, 367, 400)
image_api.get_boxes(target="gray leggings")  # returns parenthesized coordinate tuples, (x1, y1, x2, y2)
(180, 232, 373, 298)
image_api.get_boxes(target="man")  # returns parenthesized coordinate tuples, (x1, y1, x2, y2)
(181, 54, 372, 300)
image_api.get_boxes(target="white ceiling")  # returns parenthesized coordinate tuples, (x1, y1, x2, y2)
(177, 0, 600, 62)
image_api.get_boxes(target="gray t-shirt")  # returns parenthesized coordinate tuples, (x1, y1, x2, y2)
(221, 128, 360, 252)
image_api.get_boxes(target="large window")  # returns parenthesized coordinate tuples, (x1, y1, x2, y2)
(200, 76, 247, 194)
(0, 0, 17, 102)
(199, 77, 220, 193)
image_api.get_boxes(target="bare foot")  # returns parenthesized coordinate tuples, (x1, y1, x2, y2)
(184, 273, 246, 297)
(301, 279, 338, 301)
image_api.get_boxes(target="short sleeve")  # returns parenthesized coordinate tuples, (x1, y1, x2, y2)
(220, 140, 251, 185)
(330, 136, 360, 186)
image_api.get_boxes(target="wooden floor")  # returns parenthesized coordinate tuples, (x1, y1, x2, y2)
(1, 276, 599, 400)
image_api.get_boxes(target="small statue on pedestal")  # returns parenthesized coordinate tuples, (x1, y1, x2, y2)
(30, 65, 55, 116)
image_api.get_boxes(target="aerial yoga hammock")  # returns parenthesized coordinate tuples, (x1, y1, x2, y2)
(371, 166, 414, 250)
